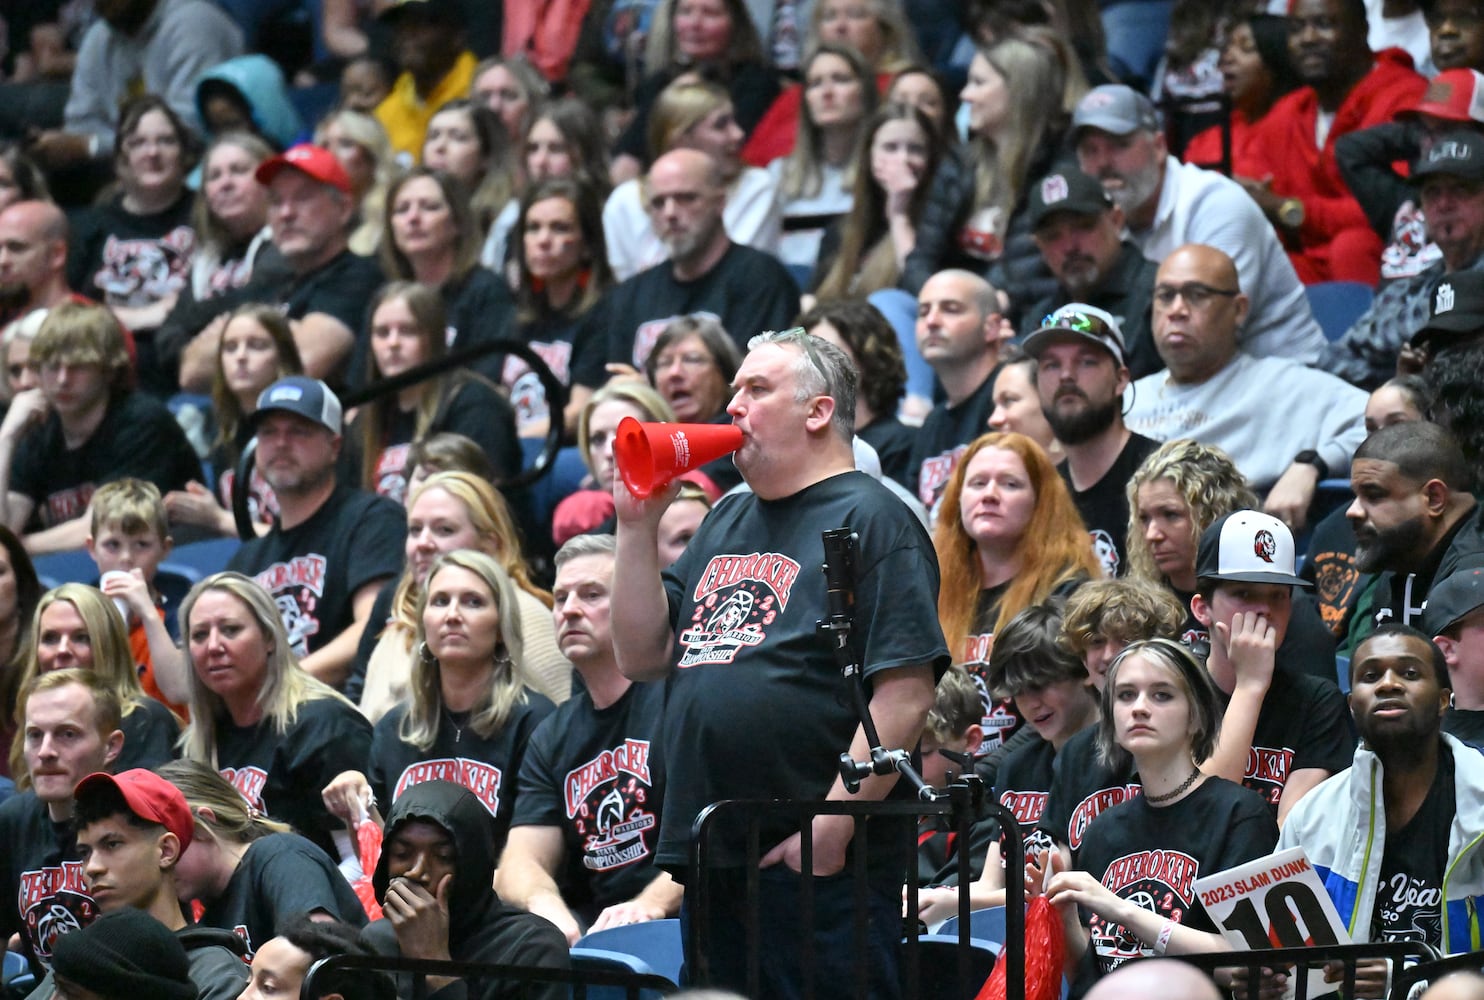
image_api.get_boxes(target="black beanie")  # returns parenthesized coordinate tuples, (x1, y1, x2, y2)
(50, 909, 196, 1000)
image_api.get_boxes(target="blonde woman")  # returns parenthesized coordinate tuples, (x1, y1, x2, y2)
(355, 470, 570, 722)
(315, 108, 395, 257)
(178, 572, 372, 864)
(325, 550, 556, 851)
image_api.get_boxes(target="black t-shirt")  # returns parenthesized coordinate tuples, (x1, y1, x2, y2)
(1058, 432, 1160, 579)
(226, 485, 406, 660)
(1444, 708, 1484, 750)
(909, 368, 998, 510)
(199, 832, 368, 956)
(11, 392, 202, 528)
(215, 696, 374, 858)
(116, 696, 181, 772)
(367, 691, 557, 854)
(570, 244, 800, 389)
(1036, 726, 1141, 862)
(0, 792, 93, 978)
(501, 312, 580, 438)
(1304, 502, 1367, 639)
(959, 583, 1024, 754)
(1177, 588, 1341, 685)
(1077, 776, 1278, 976)
(68, 192, 196, 313)
(658, 471, 950, 872)
(1218, 664, 1355, 816)
(858, 416, 917, 491)
(1372, 743, 1455, 947)
(279, 249, 386, 351)
(993, 732, 1062, 864)
(511, 681, 668, 922)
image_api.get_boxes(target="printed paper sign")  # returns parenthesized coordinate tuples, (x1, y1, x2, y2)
(1194, 847, 1352, 999)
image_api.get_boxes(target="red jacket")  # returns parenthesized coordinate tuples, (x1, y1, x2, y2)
(1247, 49, 1425, 248)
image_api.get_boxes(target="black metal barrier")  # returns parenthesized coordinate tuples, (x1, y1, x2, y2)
(1172, 940, 1438, 1000)
(300, 951, 678, 1000)
(1395, 952, 1484, 997)
(688, 788, 1026, 1000)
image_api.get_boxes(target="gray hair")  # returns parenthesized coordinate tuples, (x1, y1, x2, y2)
(747, 327, 857, 442)
(554, 533, 617, 568)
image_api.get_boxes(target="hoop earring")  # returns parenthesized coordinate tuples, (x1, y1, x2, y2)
(417, 641, 437, 666)
(494, 642, 512, 670)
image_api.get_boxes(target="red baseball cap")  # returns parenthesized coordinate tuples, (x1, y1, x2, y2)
(255, 143, 352, 194)
(74, 769, 194, 849)
(1399, 69, 1484, 124)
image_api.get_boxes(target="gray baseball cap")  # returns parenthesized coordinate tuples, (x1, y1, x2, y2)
(1072, 85, 1160, 138)
(252, 376, 343, 435)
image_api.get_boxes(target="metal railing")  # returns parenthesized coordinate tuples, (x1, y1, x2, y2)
(1173, 940, 1439, 1000)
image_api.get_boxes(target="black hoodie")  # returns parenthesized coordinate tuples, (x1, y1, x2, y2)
(362, 781, 568, 1000)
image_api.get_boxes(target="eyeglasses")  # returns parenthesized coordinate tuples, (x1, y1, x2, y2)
(654, 351, 715, 371)
(1042, 309, 1115, 337)
(1152, 282, 1240, 309)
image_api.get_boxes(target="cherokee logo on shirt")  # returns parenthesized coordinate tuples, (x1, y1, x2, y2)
(504, 340, 573, 433)
(395, 758, 504, 816)
(917, 445, 968, 507)
(1066, 784, 1143, 850)
(678, 551, 801, 666)
(1092, 849, 1201, 966)
(18, 860, 95, 969)
(374, 443, 413, 505)
(632, 311, 722, 370)
(43, 483, 96, 528)
(221, 765, 269, 813)
(254, 555, 329, 657)
(1243, 746, 1295, 806)
(565, 738, 657, 872)
(1091, 529, 1119, 578)
(1000, 790, 1048, 828)
(94, 227, 195, 307)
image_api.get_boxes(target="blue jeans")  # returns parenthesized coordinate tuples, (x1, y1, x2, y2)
(681, 866, 903, 1000)
(1101, 0, 1174, 91)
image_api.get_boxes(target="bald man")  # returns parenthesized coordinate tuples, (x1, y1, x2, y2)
(1084, 959, 1222, 1000)
(1422, 972, 1484, 1000)
(1125, 243, 1367, 530)
(0, 200, 74, 324)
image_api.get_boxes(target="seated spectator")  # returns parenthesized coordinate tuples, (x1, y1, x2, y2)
(27, 0, 242, 175)
(158, 758, 368, 955)
(48, 908, 197, 1000)
(351, 470, 569, 719)
(988, 355, 1063, 465)
(1239, 0, 1427, 286)
(0, 199, 111, 338)
(801, 298, 915, 489)
(368, 166, 516, 388)
(471, 55, 547, 147)
(933, 431, 1102, 752)
(164, 304, 302, 538)
(1125, 244, 1367, 531)
(0, 309, 45, 406)
(813, 102, 942, 302)
(421, 100, 518, 262)
(1041, 639, 1279, 984)
(0, 301, 201, 554)
(913, 665, 989, 891)
(362, 780, 569, 1000)
(609, 0, 781, 183)
(222, 376, 405, 684)
(326, 550, 557, 852)
(642, 314, 743, 492)
(373, 0, 476, 161)
(1182, 14, 1302, 177)
(1190, 510, 1354, 823)
(1025, 305, 1160, 578)
(175, 572, 373, 864)
(552, 383, 677, 544)
(1425, 0, 1484, 71)
(567, 149, 798, 408)
(496, 535, 675, 942)
(1425, 566, 1484, 747)
(86, 479, 192, 714)
(605, 78, 783, 281)
(506, 178, 615, 439)
(657, 480, 712, 565)
(338, 56, 395, 115)
(1324, 129, 1484, 388)
(1345, 421, 1484, 644)
(68, 96, 199, 392)
(742, 0, 922, 167)
(1023, 168, 1162, 379)
(192, 54, 302, 153)
(1071, 84, 1328, 363)
(516, 99, 613, 204)
(1280, 624, 1484, 966)
(315, 108, 395, 257)
(240, 915, 396, 1000)
(0, 669, 121, 979)
(346, 282, 520, 504)
(885, 66, 951, 137)
(1125, 438, 1341, 676)
(67, 769, 249, 999)
(0, 524, 42, 773)
(765, 44, 876, 273)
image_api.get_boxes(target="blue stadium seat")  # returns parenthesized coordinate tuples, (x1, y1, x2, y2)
(913, 933, 1000, 999)
(1305, 282, 1374, 342)
(574, 919, 682, 986)
(939, 905, 1008, 946)
(568, 947, 673, 999)
(161, 537, 242, 582)
(32, 548, 99, 589)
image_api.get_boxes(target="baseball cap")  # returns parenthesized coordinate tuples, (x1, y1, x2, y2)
(1398, 69, 1484, 124)
(74, 769, 194, 849)
(1072, 85, 1160, 138)
(1411, 130, 1484, 184)
(1423, 566, 1484, 636)
(252, 375, 343, 435)
(255, 143, 352, 194)
(52, 909, 196, 1000)
(1027, 167, 1115, 230)
(1022, 304, 1126, 367)
(1195, 510, 1310, 588)
(378, 0, 462, 24)
(1411, 270, 1484, 349)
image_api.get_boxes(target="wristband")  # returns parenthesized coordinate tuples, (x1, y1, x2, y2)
(1153, 918, 1175, 956)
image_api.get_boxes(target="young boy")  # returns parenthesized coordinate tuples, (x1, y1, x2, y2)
(916, 665, 986, 891)
(87, 478, 191, 714)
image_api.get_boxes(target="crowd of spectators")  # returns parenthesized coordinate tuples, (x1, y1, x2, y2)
(5, 0, 1484, 996)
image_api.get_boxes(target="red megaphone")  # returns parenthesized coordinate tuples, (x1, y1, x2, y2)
(613, 417, 743, 499)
